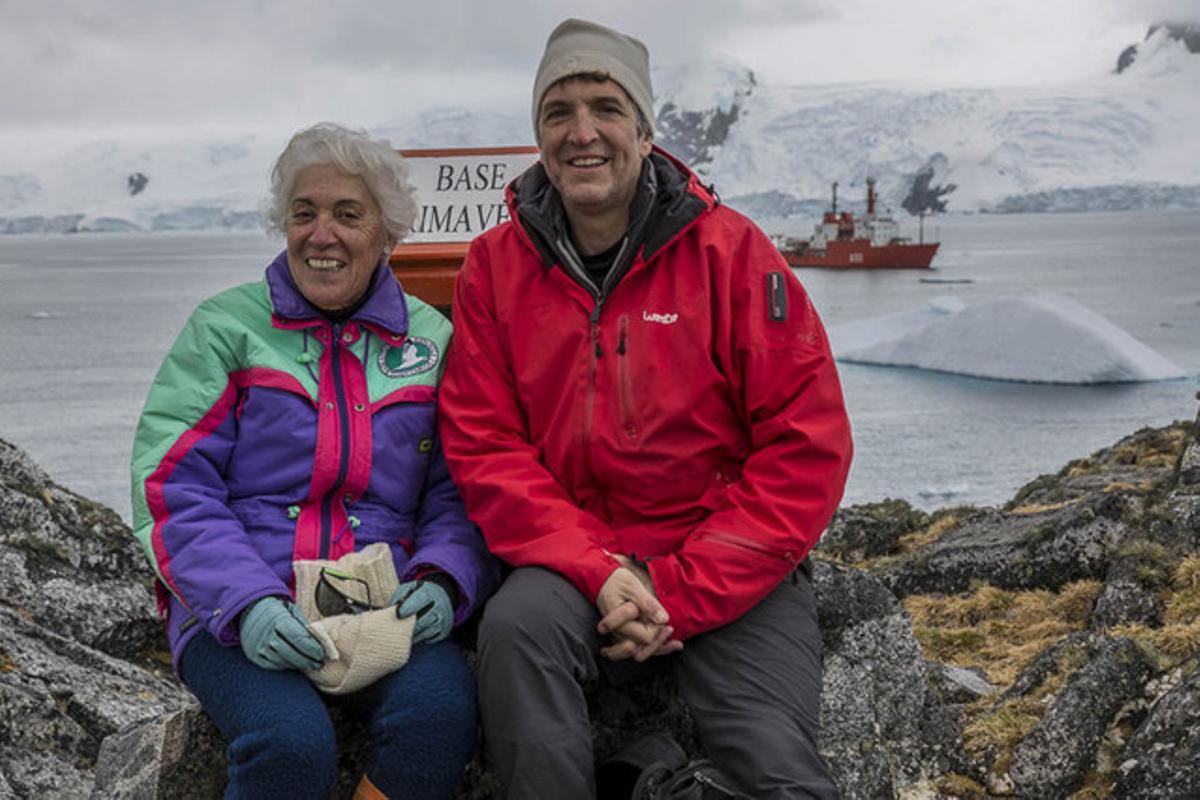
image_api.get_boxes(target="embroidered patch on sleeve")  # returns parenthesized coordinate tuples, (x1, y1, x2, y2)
(766, 272, 788, 322)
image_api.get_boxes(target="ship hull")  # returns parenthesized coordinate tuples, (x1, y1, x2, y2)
(784, 240, 939, 269)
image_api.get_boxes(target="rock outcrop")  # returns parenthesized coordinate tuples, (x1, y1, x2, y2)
(1116, 22, 1200, 73)
(0, 439, 187, 797)
(1, 401, 1198, 798)
(902, 155, 957, 215)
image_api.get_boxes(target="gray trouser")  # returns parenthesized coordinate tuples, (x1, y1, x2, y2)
(476, 566, 838, 799)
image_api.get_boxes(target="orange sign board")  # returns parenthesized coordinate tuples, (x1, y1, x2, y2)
(390, 146, 539, 309)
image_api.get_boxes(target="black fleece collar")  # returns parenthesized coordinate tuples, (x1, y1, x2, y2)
(513, 150, 708, 271)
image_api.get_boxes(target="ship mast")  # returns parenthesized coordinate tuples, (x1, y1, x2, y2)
(866, 177, 877, 218)
(830, 181, 838, 215)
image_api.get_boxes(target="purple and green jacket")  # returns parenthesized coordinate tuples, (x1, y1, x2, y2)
(131, 252, 499, 673)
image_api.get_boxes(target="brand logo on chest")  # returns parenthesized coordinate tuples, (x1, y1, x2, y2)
(642, 310, 679, 325)
(378, 336, 440, 378)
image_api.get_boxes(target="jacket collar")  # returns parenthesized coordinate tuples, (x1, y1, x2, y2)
(265, 251, 409, 336)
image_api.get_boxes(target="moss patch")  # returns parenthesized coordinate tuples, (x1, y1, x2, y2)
(935, 772, 989, 799)
(1111, 556, 1200, 667)
(897, 511, 964, 553)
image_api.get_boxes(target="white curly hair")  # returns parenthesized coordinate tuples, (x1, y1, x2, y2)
(264, 123, 417, 243)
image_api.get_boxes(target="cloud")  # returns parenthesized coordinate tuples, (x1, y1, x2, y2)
(1111, 0, 1200, 25)
(0, 0, 1183, 134)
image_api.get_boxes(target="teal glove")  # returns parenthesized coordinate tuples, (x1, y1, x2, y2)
(391, 580, 454, 644)
(238, 596, 325, 671)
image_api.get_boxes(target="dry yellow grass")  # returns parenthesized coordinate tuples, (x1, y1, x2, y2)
(1114, 620, 1200, 661)
(958, 642, 1091, 758)
(1063, 424, 1187, 477)
(897, 513, 962, 553)
(906, 580, 1102, 686)
(1175, 556, 1200, 591)
(908, 580, 1104, 763)
(1104, 558, 1200, 665)
(1070, 771, 1116, 800)
(1166, 587, 1200, 625)
(934, 772, 989, 799)
(1101, 480, 1156, 494)
(962, 698, 1042, 756)
(1009, 498, 1083, 515)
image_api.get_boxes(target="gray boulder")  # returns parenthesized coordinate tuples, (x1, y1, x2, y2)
(814, 561, 965, 797)
(1113, 661, 1200, 799)
(996, 632, 1091, 705)
(1009, 637, 1150, 798)
(0, 605, 187, 797)
(0, 439, 189, 796)
(925, 663, 998, 705)
(0, 438, 162, 657)
(877, 504, 1129, 599)
(818, 499, 928, 562)
(1090, 542, 1171, 629)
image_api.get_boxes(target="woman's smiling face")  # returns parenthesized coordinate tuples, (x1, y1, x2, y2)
(285, 163, 393, 313)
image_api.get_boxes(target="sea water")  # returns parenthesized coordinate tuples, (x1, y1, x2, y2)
(1, 210, 1197, 522)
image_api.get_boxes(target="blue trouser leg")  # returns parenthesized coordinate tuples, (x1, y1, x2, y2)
(336, 639, 479, 799)
(181, 632, 338, 800)
(182, 634, 478, 799)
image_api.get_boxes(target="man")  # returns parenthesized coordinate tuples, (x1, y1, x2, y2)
(439, 17, 852, 799)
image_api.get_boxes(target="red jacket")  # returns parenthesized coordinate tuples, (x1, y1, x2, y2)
(439, 150, 852, 639)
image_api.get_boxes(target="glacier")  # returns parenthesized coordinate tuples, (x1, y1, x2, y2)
(828, 294, 1187, 384)
(668, 25, 1200, 218)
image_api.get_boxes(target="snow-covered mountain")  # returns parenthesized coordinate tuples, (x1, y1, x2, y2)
(658, 23, 1200, 218)
(2, 23, 1196, 234)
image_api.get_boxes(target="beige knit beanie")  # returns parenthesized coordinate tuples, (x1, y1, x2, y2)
(293, 543, 415, 695)
(531, 18, 655, 144)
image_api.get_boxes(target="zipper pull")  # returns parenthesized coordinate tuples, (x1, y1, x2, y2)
(617, 329, 626, 355)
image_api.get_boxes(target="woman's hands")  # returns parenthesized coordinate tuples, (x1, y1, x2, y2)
(238, 596, 325, 671)
(391, 580, 454, 644)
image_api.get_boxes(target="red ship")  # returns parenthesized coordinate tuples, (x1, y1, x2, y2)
(777, 178, 939, 269)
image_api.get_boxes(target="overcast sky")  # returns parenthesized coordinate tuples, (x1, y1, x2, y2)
(1, 0, 1194, 140)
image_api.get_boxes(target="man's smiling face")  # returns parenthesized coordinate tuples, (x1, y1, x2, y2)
(537, 76, 652, 227)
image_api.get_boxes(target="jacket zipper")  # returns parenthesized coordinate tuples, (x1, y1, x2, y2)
(617, 314, 638, 438)
(320, 322, 353, 559)
(583, 318, 601, 482)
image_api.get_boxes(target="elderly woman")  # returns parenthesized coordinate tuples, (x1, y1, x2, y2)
(130, 123, 498, 800)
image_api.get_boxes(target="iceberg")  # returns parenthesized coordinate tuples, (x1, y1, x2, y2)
(829, 294, 1186, 384)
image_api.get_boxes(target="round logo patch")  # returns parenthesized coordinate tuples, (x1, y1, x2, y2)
(378, 336, 439, 378)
